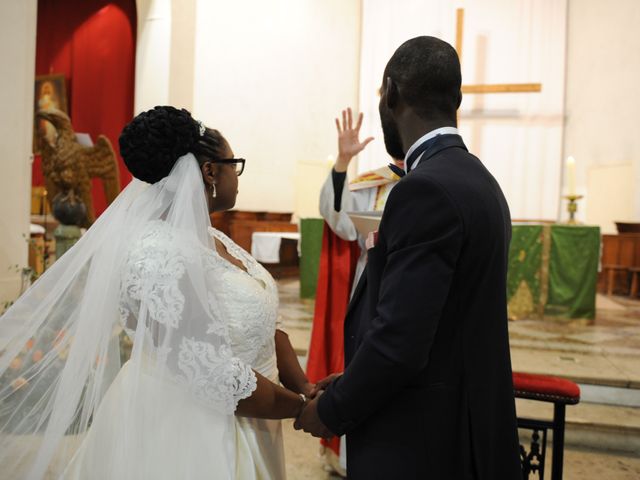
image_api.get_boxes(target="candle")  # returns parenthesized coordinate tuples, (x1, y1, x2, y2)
(566, 156, 576, 196)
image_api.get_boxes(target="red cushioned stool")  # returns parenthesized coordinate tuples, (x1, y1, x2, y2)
(513, 372, 580, 480)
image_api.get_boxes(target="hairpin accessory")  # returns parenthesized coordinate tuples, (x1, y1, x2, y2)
(197, 120, 206, 137)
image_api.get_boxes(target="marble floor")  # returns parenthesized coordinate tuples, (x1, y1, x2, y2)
(276, 278, 640, 479)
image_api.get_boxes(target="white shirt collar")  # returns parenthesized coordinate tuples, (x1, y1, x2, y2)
(403, 126, 459, 173)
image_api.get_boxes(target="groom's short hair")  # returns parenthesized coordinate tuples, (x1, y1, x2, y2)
(384, 36, 462, 119)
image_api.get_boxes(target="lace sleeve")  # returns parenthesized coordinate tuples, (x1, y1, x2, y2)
(119, 222, 257, 413)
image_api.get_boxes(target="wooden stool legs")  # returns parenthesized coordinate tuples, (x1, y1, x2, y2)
(551, 403, 566, 480)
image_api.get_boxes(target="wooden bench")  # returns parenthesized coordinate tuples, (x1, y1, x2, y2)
(599, 233, 640, 295)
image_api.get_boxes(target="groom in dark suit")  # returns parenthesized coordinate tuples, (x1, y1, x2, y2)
(296, 36, 521, 479)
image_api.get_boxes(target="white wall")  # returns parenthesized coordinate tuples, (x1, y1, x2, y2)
(134, 0, 172, 113)
(359, 0, 567, 222)
(564, 0, 640, 231)
(192, 0, 361, 217)
(0, 0, 37, 305)
(135, 0, 198, 112)
(168, 0, 196, 110)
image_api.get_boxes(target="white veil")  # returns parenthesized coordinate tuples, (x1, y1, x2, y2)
(0, 155, 255, 479)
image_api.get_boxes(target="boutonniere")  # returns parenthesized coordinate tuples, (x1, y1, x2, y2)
(365, 230, 379, 250)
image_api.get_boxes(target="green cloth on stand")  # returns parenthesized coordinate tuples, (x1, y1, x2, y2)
(300, 219, 601, 318)
(507, 224, 600, 320)
(299, 218, 324, 299)
(546, 225, 600, 319)
(507, 225, 549, 320)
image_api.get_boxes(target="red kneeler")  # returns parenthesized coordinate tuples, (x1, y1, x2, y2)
(513, 372, 581, 480)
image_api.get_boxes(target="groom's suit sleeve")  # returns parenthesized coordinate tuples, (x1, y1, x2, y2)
(317, 174, 465, 436)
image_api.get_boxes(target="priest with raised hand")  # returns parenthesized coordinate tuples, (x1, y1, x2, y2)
(297, 35, 522, 479)
(319, 107, 403, 296)
(307, 107, 402, 475)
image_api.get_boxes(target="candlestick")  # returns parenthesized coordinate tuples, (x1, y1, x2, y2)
(563, 194, 583, 225)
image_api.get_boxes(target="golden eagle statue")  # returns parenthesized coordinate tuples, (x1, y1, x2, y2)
(36, 109, 120, 226)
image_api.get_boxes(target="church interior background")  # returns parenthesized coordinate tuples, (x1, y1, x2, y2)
(1, 0, 639, 478)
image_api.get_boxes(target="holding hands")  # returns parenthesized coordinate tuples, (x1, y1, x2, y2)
(334, 108, 374, 173)
(294, 373, 342, 439)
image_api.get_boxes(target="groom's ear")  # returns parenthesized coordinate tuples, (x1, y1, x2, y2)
(384, 77, 399, 110)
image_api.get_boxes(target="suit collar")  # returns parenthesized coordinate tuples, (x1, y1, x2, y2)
(404, 127, 460, 172)
(410, 134, 468, 173)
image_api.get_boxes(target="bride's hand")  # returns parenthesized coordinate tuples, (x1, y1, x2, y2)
(309, 372, 343, 398)
(334, 108, 374, 172)
(300, 381, 316, 398)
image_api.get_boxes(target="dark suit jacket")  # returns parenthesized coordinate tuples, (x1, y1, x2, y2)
(317, 135, 521, 479)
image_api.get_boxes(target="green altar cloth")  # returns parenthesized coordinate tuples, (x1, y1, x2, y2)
(300, 219, 601, 320)
(299, 218, 324, 299)
(508, 224, 600, 320)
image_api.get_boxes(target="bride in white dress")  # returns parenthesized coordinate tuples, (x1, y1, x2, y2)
(0, 107, 314, 479)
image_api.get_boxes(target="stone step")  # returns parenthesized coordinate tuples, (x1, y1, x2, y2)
(517, 397, 640, 455)
(510, 347, 640, 390)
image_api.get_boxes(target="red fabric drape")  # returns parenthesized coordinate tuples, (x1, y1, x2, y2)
(34, 0, 136, 216)
(306, 222, 360, 456)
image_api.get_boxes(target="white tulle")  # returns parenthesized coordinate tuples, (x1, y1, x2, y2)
(0, 155, 284, 479)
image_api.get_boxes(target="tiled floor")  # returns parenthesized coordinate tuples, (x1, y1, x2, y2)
(276, 278, 640, 479)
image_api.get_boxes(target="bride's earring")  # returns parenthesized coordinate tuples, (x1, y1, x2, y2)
(212, 183, 217, 199)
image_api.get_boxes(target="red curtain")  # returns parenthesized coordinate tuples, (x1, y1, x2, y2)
(34, 0, 136, 216)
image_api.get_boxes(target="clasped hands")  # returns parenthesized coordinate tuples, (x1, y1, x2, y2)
(294, 373, 342, 439)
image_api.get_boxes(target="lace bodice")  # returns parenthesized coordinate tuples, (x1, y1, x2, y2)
(118, 220, 280, 413)
(203, 226, 280, 370)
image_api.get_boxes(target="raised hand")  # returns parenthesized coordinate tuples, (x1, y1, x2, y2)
(334, 107, 374, 173)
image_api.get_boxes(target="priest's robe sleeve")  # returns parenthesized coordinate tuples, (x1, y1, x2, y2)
(319, 170, 358, 241)
(316, 175, 464, 435)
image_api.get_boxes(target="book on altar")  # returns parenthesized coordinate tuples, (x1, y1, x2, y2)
(347, 211, 382, 237)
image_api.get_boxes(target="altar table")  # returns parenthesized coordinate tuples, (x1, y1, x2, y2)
(300, 220, 601, 320)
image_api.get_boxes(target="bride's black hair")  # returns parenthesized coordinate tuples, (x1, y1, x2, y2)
(119, 106, 225, 184)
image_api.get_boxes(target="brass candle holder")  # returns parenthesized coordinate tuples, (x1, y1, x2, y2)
(563, 194, 583, 225)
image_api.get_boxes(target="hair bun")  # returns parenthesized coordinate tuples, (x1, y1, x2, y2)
(119, 106, 200, 183)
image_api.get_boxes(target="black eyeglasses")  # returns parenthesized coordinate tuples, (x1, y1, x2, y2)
(212, 158, 245, 176)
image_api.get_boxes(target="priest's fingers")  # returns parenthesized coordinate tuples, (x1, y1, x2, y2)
(361, 136, 374, 149)
(342, 109, 347, 130)
(347, 107, 353, 130)
(335, 117, 342, 133)
(356, 111, 363, 131)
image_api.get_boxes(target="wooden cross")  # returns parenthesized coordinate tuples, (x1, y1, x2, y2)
(456, 8, 542, 96)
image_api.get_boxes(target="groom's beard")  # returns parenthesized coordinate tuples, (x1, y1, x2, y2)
(379, 103, 405, 160)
